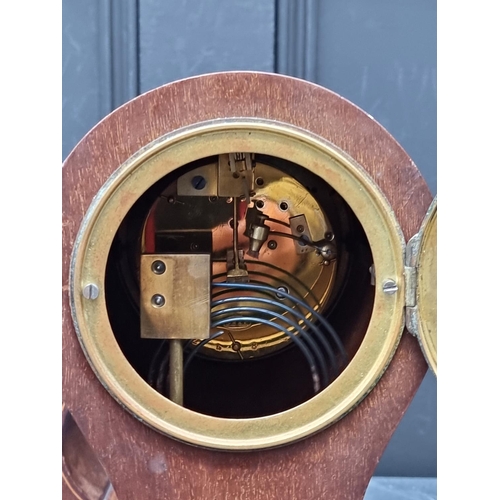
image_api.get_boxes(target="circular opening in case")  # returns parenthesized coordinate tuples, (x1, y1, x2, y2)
(104, 153, 374, 418)
(70, 120, 405, 450)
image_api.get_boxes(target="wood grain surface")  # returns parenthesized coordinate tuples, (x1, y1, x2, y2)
(62, 72, 433, 500)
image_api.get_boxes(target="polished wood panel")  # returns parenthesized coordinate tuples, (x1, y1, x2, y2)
(62, 72, 432, 500)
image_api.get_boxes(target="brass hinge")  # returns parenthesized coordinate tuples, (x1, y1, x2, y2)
(404, 233, 421, 337)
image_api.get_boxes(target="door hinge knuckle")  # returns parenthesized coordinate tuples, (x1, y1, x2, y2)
(404, 234, 421, 337)
(404, 266, 417, 308)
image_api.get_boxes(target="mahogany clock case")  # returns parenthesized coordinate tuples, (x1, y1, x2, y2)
(62, 72, 434, 500)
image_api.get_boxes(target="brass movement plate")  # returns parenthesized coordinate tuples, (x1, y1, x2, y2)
(140, 254, 211, 340)
(70, 119, 406, 450)
(149, 161, 335, 359)
(415, 198, 437, 375)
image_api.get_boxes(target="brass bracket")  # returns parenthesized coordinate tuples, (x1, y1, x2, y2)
(140, 254, 211, 339)
(289, 214, 314, 254)
(218, 153, 255, 198)
(176, 163, 218, 197)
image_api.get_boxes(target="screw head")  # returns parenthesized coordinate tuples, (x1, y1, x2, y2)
(276, 286, 289, 299)
(151, 294, 166, 307)
(151, 260, 166, 275)
(382, 280, 398, 294)
(82, 283, 99, 300)
(267, 240, 277, 250)
(325, 232, 334, 241)
(232, 341, 242, 352)
(296, 225, 305, 234)
(191, 175, 207, 190)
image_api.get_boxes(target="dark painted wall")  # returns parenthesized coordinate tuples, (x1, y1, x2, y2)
(139, 0, 275, 93)
(316, 0, 437, 196)
(62, 0, 436, 477)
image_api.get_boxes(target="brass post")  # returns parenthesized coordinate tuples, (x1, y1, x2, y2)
(169, 339, 184, 406)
